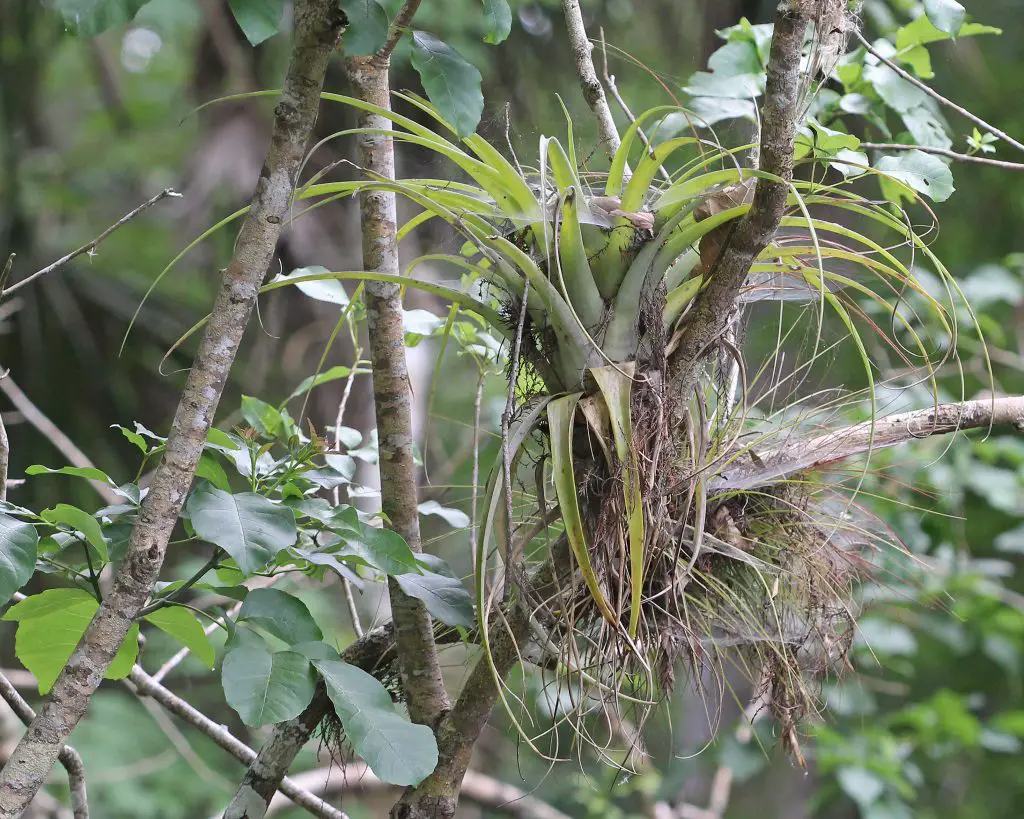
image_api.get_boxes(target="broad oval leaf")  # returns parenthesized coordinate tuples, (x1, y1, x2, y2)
(417, 500, 470, 529)
(237, 588, 323, 645)
(0, 515, 38, 605)
(222, 644, 316, 727)
(228, 0, 284, 46)
(186, 487, 297, 576)
(336, 523, 420, 576)
(241, 395, 284, 438)
(40, 504, 109, 563)
(395, 570, 475, 628)
(340, 0, 389, 56)
(313, 658, 438, 786)
(410, 32, 484, 139)
(3, 588, 138, 693)
(144, 606, 216, 669)
(923, 0, 966, 36)
(875, 150, 955, 203)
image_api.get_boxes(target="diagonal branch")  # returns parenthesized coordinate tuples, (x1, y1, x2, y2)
(0, 3, 345, 814)
(562, 0, 622, 160)
(671, 2, 812, 394)
(712, 396, 1024, 492)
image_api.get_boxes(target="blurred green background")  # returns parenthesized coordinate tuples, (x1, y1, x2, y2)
(2, 1, 1024, 817)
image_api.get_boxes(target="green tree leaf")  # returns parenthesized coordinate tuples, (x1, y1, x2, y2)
(313, 658, 438, 785)
(288, 365, 366, 400)
(272, 267, 349, 305)
(52, 0, 149, 36)
(417, 500, 470, 529)
(482, 0, 512, 44)
(221, 644, 316, 727)
(4, 589, 138, 694)
(237, 588, 323, 645)
(40, 504, 109, 562)
(228, 0, 284, 46)
(241, 395, 284, 438)
(0, 515, 39, 605)
(410, 32, 484, 139)
(195, 453, 232, 493)
(335, 520, 421, 576)
(25, 465, 114, 484)
(143, 606, 216, 669)
(340, 0, 390, 56)
(186, 487, 297, 575)
(876, 150, 955, 203)
(923, 0, 966, 36)
(395, 570, 474, 627)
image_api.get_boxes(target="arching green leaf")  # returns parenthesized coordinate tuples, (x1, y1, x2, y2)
(40, 504, 108, 563)
(222, 643, 316, 727)
(340, 0, 390, 56)
(0, 515, 38, 605)
(228, 0, 284, 46)
(144, 606, 216, 669)
(237, 588, 323, 645)
(410, 32, 483, 139)
(482, 0, 512, 44)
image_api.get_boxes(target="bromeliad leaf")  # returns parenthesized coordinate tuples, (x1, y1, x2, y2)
(410, 32, 484, 139)
(482, 0, 512, 44)
(237, 588, 323, 645)
(222, 643, 316, 727)
(228, 0, 284, 46)
(314, 658, 439, 786)
(4, 588, 139, 694)
(40, 504, 109, 562)
(186, 487, 297, 575)
(0, 515, 38, 605)
(52, 0, 148, 36)
(144, 606, 216, 669)
(339, 0, 390, 56)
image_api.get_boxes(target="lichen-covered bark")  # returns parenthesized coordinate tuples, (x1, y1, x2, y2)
(0, 3, 344, 814)
(344, 52, 451, 731)
(562, 0, 621, 159)
(671, 2, 808, 394)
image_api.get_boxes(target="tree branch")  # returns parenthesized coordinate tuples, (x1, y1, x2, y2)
(1, 188, 180, 299)
(266, 764, 574, 819)
(671, 2, 811, 394)
(0, 674, 87, 819)
(128, 668, 347, 819)
(0, 368, 120, 505)
(0, 3, 344, 813)
(859, 142, 1024, 171)
(562, 0, 622, 160)
(343, 5, 450, 731)
(711, 395, 1024, 492)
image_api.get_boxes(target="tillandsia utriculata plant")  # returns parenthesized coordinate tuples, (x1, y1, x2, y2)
(237, 0, 985, 761)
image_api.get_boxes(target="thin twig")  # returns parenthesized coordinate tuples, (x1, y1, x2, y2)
(562, 0, 623, 161)
(859, 142, 1024, 170)
(1, 188, 180, 299)
(0, 674, 88, 819)
(265, 764, 574, 819)
(856, 31, 1024, 156)
(0, 367, 120, 505)
(332, 347, 364, 637)
(599, 28, 670, 182)
(128, 667, 348, 819)
(0, 411, 7, 503)
(377, 0, 422, 61)
(502, 282, 530, 601)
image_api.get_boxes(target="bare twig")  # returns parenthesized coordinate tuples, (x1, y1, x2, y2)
(712, 395, 1024, 492)
(562, 0, 623, 160)
(332, 349, 364, 637)
(859, 141, 1024, 170)
(0, 674, 88, 819)
(0, 412, 7, 503)
(128, 668, 347, 819)
(856, 31, 1024, 156)
(1, 188, 180, 299)
(378, 0, 422, 61)
(0, 368, 119, 505)
(0, 4, 345, 812)
(265, 764, 574, 819)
